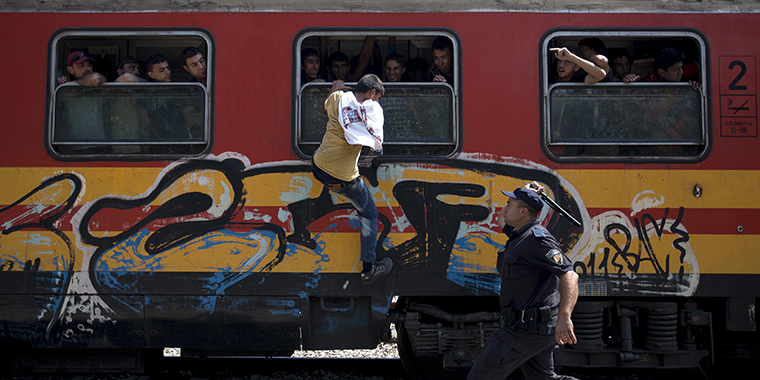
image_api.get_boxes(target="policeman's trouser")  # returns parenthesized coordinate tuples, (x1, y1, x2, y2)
(467, 325, 578, 380)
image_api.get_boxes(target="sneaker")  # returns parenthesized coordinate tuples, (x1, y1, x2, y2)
(361, 257, 393, 284)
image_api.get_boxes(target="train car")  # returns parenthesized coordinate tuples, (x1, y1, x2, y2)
(0, 1, 758, 378)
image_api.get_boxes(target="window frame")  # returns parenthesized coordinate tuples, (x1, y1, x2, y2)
(291, 28, 462, 161)
(540, 28, 711, 163)
(46, 28, 215, 160)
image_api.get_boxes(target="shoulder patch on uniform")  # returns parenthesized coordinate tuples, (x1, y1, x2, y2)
(532, 225, 546, 238)
(546, 249, 563, 265)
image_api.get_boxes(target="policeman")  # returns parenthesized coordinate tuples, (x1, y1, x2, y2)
(468, 181, 580, 380)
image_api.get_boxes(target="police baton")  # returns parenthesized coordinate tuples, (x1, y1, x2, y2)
(538, 191, 582, 227)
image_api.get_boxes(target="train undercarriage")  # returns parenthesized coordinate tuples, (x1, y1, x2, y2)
(392, 296, 758, 380)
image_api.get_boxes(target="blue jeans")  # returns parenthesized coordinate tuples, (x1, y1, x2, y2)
(311, 163, 377, 263)
(330, 176, 378, 263)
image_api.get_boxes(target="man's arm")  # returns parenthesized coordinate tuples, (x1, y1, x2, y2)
(347, 36, 376, 82)
(590, 54, 611, 79)
(555, 270, 579, 345)
(115, 73, 146, 82)
(74, 72, 106, 86)
(579, 45, 612, 79)
(550, 47, 607, 84)
(319, 80, 350, 115)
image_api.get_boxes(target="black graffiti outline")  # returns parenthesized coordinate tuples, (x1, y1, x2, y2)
(574, 207, 689, 279)
(0, 173, 82, 343)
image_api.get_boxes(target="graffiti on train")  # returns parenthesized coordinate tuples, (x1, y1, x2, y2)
(0, 153, 696, 344)
(571, 190, 697, 297)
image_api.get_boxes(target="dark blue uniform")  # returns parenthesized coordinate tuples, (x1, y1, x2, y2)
(468, 220, 577, 380)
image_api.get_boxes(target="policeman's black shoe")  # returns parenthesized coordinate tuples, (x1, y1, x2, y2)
(361, 257, 393, 284)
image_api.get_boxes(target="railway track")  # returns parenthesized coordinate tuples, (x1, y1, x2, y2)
(0, 357, 409, 380)
(0, 357, 727, 380)
(0, 341, 745, 380)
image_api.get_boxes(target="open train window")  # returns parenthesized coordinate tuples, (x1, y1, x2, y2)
(293, 29, 461, 159)
(47, 29, 213, 159)
(541, 30, 708, 161)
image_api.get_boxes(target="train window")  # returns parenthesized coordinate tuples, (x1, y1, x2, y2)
(541, 31, 708, 161)
(48, 29, 213, 159)
(293, 30, 461, 158)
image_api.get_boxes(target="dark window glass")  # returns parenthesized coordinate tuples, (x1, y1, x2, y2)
(542, 31, 707, 160)
(49, 30, 212, 158)
(53, 84, 206, 155)
(294, 31, 460, 159)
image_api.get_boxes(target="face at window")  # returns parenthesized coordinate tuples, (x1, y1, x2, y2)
(556, 59, 579, 82)
(183, 53, 206, 80)
(407, 69, 427, 82)
(67, 61, 93, 80)
(432, 48, 453, 76)
(330, 60, 349, 81)
(659, 61, 684, 82)
(119, 62, 142, 76)
(302, 55, 320, 81)
(385, 59, 405, 83)
(612, 56, 630, 79)
(148, 61, 172, 82)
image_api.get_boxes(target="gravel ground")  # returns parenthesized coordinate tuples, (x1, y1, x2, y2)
(291, 342, 400, 359)
(291, 325, 399, 360)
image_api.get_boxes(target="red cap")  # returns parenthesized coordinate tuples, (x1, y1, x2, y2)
(67, 51, 94, 66)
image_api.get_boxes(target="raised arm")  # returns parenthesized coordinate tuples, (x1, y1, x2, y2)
(550, 47, 607, 84)
(347, 36, 376, 82)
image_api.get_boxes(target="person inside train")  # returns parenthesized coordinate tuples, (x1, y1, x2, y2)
(142, 53, 203, 148)
(578, 37, 612, 82)
(327, 51, 350, 81)
(384, 53, 406, 83)
(182, 46, 207, 86)
(62, 51, 106, 86)
(623, 47, 701, 90)
(549, 46, 606, 84)
(403, 57, 430, 82)
(607, 48, 631, 82)
(111, 56, 147, 153)
(145, 53, 172, 82)
(114, 56, 147, 82)
(301, 48, 324, 85)
(56, 51, 108, 154)
(347, 36, 383, 82)
(428, 36, 454, 84)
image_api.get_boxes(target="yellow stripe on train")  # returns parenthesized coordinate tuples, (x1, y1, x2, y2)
(2, 167, 759, 209)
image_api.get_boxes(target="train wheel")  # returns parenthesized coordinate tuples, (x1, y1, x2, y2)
(397, 324, 470, 380)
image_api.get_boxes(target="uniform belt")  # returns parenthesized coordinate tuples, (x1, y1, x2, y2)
(500, 306, 555, 326)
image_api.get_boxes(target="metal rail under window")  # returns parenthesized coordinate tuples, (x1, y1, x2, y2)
(51, 83, 209, 157)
